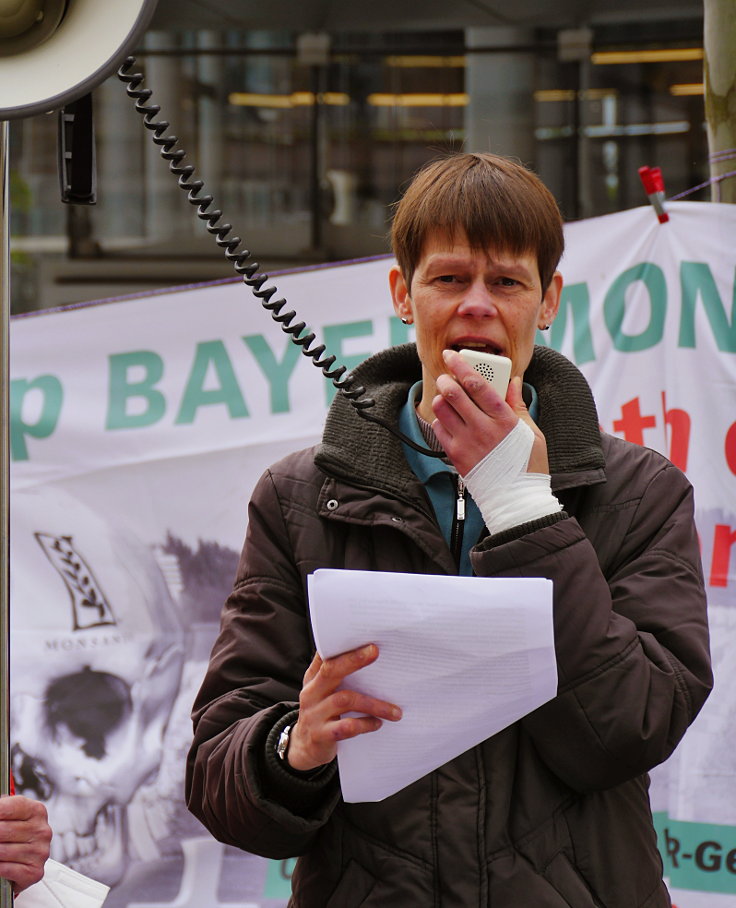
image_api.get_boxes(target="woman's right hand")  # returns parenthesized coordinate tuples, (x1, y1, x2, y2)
(287, 643, 402, 772)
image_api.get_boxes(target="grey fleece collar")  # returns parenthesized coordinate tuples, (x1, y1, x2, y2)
(315, 344, 605, 497)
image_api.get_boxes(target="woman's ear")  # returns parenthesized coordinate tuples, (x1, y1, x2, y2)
(539, 271, 563, 329)
(389, 265, 413, 323)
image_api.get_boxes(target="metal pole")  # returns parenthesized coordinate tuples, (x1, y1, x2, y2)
(576, 55, 592, 220)
(309, 64, 323, 253)
(0, 118, 14, 908)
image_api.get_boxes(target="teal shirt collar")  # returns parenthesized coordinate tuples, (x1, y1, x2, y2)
(399, 382, 481, 575)
(398, 382, 454, 481)
(397, 380, 540, 577)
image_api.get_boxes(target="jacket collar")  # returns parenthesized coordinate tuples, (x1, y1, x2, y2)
(525, 345, 606, 491)
(315, 344, 605, 497)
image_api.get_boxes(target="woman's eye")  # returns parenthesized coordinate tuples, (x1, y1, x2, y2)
(498, 276, 518, 287)
(438, 274, 456, 283)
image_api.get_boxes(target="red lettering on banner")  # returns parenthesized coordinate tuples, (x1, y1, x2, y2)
(612, 398, 657, 446)
(725, 422, 736, 477)
(661, 391, 691, 472)
(710, 524, 736, 588)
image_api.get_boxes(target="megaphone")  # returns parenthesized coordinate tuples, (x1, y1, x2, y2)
(0, 0, 159, 120)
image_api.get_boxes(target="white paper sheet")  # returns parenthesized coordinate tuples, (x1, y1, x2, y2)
(15, 860, 109, 908)
(307, 569, 557, 802)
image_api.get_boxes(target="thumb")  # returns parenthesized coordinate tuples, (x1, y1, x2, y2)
(506, 376, 529, 416)
(508, 376, 549, 473)
(507, 376, 541, 439)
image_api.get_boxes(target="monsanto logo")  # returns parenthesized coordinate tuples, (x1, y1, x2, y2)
(34, 533, 117, 630)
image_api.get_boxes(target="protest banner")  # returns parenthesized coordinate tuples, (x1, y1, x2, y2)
(9, 200, 736, 906)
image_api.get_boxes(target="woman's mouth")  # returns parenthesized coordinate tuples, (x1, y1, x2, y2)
(450, 341, 503, 356)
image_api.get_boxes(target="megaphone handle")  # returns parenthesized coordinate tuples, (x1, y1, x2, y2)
(58, 94, 96, 206)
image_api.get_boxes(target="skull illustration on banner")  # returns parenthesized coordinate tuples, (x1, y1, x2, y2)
(10, 486, 186, 886)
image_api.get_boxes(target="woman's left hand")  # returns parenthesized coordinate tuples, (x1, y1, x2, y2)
(0, 795, 52, 894)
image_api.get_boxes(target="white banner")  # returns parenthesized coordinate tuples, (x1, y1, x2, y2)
(9, 200, 736, 907)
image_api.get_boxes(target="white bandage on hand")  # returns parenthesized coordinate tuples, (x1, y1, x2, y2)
(462, 419, 562, 536)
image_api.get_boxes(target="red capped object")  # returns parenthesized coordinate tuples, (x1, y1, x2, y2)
(638, 165, 669, 223)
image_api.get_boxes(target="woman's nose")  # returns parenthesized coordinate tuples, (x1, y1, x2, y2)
(457, 280, 497, 317)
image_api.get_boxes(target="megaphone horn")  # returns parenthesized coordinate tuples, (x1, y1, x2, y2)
(0, 0, 66, 57)
(0, 0, 159, 120)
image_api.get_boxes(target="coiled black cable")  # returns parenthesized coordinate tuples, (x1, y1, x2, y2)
(116, 57, 442, 457)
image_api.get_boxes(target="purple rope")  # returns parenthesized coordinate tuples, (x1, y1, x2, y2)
(668, 148, 736, 201)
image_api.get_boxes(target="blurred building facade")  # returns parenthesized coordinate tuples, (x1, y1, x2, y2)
(8, 1, 707, 312)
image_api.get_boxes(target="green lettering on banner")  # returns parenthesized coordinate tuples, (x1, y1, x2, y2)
(322, 320, 374, 405)
(547, 282, 596, 365)
(604, 262, 666, 352)
(263, 858, 296, 898)
(107, 351, 166, 429)
(655, 812, 736, 894)
(10, 375, 63, 461)
(679, 262, 736, 352)
(175, 340, 249, 424)
(242, 334, 301, 414)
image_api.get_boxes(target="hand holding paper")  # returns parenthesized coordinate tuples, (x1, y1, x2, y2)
(15, 860, 109, 908)
(0, 795, 51, 895)
(308, 569, 557, 803)
(286, 643, 402, 772)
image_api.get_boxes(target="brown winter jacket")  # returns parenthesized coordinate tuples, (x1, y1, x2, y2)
(186, 344, 712, 907)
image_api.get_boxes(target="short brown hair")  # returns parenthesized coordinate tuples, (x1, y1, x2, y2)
(390, 152, 564, 293)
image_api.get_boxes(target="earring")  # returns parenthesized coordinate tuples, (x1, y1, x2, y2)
(540, 324, 550, 331)
(401, 317, 412, 325)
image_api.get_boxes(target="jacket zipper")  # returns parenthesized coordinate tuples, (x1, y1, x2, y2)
(450, 474, 466, 569)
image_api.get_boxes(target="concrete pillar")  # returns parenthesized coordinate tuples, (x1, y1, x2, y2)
(143, 31, 185, 241)
(97, 74, 145, 240)
(197, 31, 225, 196)
(464, 27, 536, 165)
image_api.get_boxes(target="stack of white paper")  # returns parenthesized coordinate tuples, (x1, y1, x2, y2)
(308, 569, 557, 803)
(16, 859, 109, 908)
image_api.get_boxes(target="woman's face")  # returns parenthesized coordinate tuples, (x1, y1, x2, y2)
(390, 229, 562, 421)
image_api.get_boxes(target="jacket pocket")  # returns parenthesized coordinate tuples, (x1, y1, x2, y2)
(325, 859, 376, 908)
(543, 850, 604, 907)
